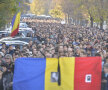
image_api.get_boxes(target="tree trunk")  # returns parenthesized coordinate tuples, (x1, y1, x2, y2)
(68, 14, 70, 24)
(73, 19, 75, 25)
(85, 20, 88, 27)
(75, 19, 77, 25)
(90, 16, 93, 28)
(65, 14, 68, 24)
(100, 16, 104, 30)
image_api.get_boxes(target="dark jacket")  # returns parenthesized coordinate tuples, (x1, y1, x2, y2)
(2, 71, 13, 90)
(101, 71, 107, 90)
(9, 50, 14, 56)
(0, 78, 3, 90)
(106, 77, 108, 90)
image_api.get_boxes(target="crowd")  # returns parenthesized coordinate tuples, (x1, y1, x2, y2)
(0, 21, 108, 90)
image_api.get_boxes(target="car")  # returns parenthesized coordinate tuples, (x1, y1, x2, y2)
(19, 23, 28, 28)
(0, 37, 13, 42)
(0, 31, 10, 38)
(0, 40, 28, 45)
(0, 37, 40, 44)
(0, 28, 33, 38)
(0, 40, 29, 50)
(10, 37, 35, 42)
(19, 28, 33, 32)
(0, 31, 10, 34)
(18, 29, 34, 37)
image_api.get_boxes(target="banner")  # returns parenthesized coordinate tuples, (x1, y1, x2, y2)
(13, 57, 102, 90)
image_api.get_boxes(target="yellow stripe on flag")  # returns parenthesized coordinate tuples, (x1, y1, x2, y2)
(11, 12, 21, 33)
(60, 57, 75, 90)
(45, 57, 75, 90)
(45, 58, 60, 90)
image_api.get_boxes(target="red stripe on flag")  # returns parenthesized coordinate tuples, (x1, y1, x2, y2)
(74, 57, 102, 90)
(11, 25, 19, 37)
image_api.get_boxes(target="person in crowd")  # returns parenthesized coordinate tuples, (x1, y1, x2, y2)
(103, 63, 108, 90)
(28, 40, 33, 51)
(15, 45, 20, 52)
(1, 43, 7, 51)
(0, 52, 4, 59)
(0, 66, 3, 90)
(1, 49, 6, 56)
(1, 61, 13, 90)
(13, 52, 21, 63)
(7, 45, 14, 56)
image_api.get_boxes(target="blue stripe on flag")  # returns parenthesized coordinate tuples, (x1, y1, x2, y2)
(11, 14, 17, 28)
(19, 2, 21, 7)
(13, 58, 46, 90)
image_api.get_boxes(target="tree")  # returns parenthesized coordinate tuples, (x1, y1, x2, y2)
(59, 0, 108, 28)
(0, 0, 21, 29)
(49, 4, 65, 19)
(61, 0, 83, 24)
(94, 0, 108, 29)
(30, 0, 45, 15)
(78, 0, 97, 27)
(80, 0, 108, 29)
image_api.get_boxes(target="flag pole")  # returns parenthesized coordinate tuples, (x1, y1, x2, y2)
(57, 29, 61, 86)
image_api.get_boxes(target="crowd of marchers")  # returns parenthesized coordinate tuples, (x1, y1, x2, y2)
(0, 21, 108, 90)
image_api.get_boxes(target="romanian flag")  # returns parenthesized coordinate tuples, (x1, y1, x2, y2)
(13, 57, 102, 90)
(11, 12, 21, 37)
